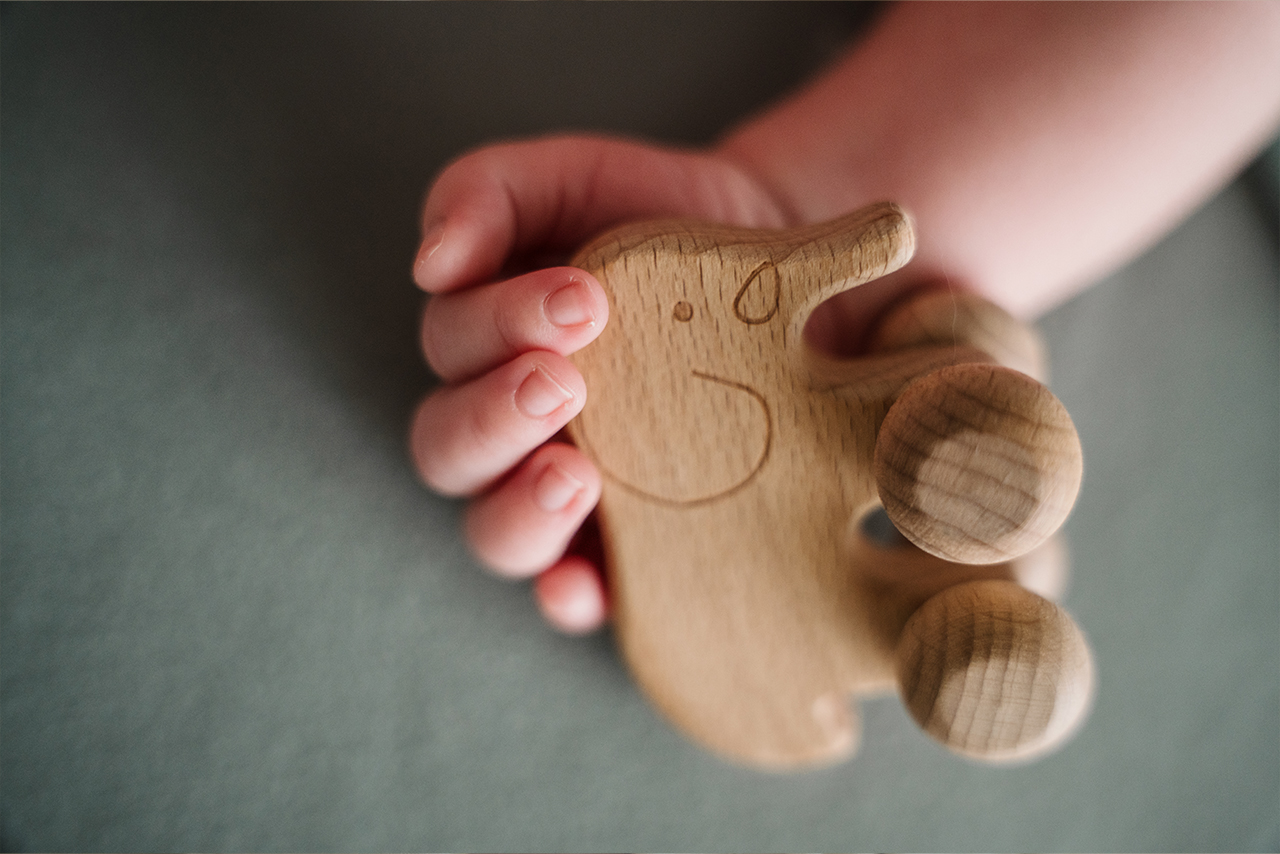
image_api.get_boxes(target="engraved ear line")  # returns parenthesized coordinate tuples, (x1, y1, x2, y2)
(733, 261, 781, 324)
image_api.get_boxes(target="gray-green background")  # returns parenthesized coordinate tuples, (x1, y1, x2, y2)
(3, 4, 1277, 851)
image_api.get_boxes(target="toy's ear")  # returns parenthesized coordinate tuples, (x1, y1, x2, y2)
(775, 203, 916, 340)
(732, 261, 783, 326)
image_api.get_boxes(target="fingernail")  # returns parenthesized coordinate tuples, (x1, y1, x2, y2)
(544, 278, 597, 328)
(413, 222, 447, 288)
(514, 365, 575, 418)
(534, 463, 585, 512)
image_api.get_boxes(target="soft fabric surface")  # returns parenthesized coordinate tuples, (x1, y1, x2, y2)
(2, 4, 1276, 851)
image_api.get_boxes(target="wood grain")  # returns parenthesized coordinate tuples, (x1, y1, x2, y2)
(896, 579, 1094, 762)
(567, 203, 1092, 767)
(868, 289, 1048, 382)
(874, 363, 1084, 564)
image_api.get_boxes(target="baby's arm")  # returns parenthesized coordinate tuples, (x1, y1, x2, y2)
(721, 1, 1280, 322)
(411, 3, 1280, 633)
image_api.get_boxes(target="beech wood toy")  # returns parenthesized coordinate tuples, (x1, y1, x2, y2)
(567, 203, 1094, 768)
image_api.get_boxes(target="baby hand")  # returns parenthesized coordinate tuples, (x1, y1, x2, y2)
(409, 135, 788, 633)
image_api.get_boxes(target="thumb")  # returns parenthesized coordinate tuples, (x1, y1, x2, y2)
(413, 134, 789, 293)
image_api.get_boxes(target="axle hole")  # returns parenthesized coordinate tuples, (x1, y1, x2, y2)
(859, 506, 911, 549)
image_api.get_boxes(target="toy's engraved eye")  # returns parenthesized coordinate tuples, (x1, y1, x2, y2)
(673, 301, 694, 322)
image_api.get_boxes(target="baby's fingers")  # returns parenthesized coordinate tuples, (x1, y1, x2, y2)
(422, 267, 607, 384)
(535, 556, 609, 635)
(464, 443, 601, 577)
(411, 352, 585, 496)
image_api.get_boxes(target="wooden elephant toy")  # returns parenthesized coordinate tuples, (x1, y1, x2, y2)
(567, 202, 1094, 768)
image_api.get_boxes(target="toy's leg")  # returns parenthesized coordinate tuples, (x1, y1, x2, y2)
(863, 290, 1092, 760)
(895, 579, 1093, 762)
(873, 362, 1083, 565)
(868, 289, 1048, 382)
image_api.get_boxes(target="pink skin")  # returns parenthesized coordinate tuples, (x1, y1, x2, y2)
(463, 442, 601, 578)
(411, 2, 1280, 634)
(534, 556, 609, 636)
(411, 138, 793, 632)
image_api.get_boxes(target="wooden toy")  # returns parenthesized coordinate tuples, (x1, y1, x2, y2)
(566, 203, 1094, 768)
